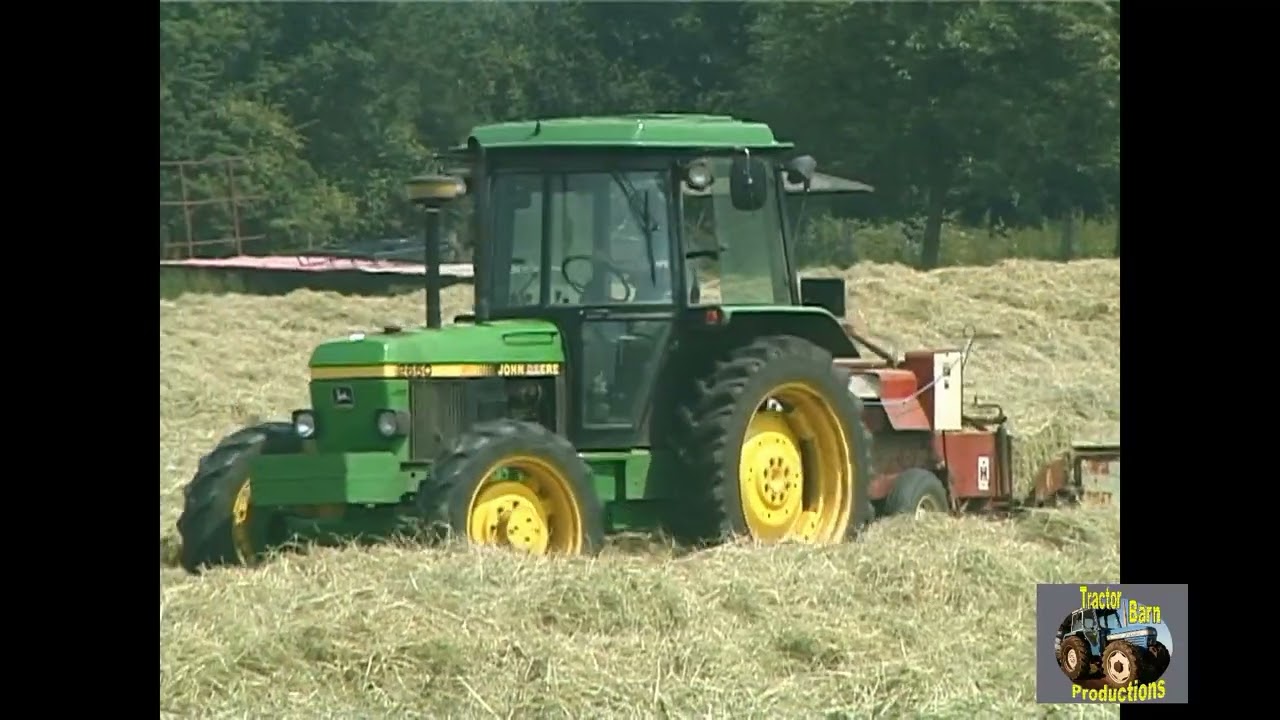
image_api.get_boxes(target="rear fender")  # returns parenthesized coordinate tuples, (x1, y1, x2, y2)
(713, 305, 858, 357)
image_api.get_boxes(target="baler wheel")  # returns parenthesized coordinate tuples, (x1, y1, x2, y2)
(883, 468, 949, 518)
(418, 419, 604, 556)
(670, 335, 871, 545)
(1101, 640, 1143, 688)
(176, 422, 299, 574)
(1058, 635, 1089, 681)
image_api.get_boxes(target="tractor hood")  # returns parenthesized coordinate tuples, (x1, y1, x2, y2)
(1103, 627, 1156, 642)
(309, 319, 565, 368)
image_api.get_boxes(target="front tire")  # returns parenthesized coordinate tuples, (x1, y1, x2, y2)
(176, 422, 299, 574)
(417, 419, 605, 556)
(672, 335, 872, 545)
(1058, 635, 1089, 681)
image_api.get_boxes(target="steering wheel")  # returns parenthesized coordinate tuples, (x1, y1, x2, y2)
(561, 254, 634, 302)
(508, 257, 539, 303)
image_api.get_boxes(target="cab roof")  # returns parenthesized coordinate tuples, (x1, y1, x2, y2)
(464, 113, 794, 151)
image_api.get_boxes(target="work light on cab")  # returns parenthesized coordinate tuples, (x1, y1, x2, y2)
(291, 410, 316, 439)
(683, 159, 714, 191)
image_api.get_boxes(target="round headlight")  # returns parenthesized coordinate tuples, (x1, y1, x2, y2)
(375, 410, 399, 438)
(293, 411, 316, 439)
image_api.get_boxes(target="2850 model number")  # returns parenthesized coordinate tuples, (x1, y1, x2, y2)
(396, 364, 434, 378)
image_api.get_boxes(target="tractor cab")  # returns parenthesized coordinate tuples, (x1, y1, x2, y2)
(435, 115, 837, 451)
(1071, 608, 1102, 649)
(1065, 607, 1128, 652)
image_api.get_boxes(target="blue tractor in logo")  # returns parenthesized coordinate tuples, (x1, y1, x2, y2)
(1055, 607, 1171, 687)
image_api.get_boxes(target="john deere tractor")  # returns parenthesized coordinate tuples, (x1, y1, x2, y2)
(176, 114, 877, 572)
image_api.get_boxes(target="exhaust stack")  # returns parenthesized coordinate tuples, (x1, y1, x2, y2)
(406, 174, 467, 329)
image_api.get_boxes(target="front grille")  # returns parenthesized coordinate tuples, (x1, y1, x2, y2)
(408, 380, 470, 460)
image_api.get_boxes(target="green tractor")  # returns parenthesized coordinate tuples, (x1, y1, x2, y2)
(176, 113, 879, 571)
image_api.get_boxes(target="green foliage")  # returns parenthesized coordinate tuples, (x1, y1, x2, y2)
(159, 1, 1120, 269)
(795, 216, 1118, 269)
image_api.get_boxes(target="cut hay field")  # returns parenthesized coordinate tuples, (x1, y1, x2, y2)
(160, 259, 1121, 718)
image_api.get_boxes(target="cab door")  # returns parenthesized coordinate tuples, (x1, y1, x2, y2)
(1082, 612, 1101, 652)
(572, 308, 675, 450)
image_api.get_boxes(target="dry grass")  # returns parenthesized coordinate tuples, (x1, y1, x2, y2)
(160, 259, 1120, 718)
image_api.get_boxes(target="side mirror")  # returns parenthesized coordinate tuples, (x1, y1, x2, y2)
(786, 155, 818, 187)
(730, 154, 769, 211)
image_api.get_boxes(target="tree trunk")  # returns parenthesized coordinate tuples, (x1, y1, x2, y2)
(920, 177, 947, 270)
(1059, 208, 1080, 262)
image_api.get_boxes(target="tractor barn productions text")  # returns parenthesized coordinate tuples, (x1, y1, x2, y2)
(1079, 586, 1162, 624)
(1073, 679, 1166, 703)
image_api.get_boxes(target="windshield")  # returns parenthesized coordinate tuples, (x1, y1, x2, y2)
(1097, 610, 1123, 629)
(680, 156, 791, 305)
(489, 170, 675, 309)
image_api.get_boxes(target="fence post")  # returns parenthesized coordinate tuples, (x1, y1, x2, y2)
(225, 158, 244, 255)
(177, 162, 195, 258)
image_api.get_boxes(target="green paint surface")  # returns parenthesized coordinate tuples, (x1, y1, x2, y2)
(467, 114, 794, 151)
(250, 439, 673, 541)
(279, 506, 415, 545)
(718, 305, 857, 356)
(309, 319, 564, 366)
(606, 500, 667, 533)
(581, 450, 654, 501)
(308, 378, 410, 455)
(251, 452, 412, 506)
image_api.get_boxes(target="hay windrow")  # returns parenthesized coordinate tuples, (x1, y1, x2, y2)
(160, 259, 1120, 718)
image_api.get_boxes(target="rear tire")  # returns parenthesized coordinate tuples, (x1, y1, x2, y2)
(1145, 641, 1171, 679)
(670, 335, 872, 546)
(417, 419, 605, 556)
(884, 468, 949, 517)
(176, 422, 299, 574)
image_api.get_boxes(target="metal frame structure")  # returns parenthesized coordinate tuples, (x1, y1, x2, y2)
(159, 157, 266, 259)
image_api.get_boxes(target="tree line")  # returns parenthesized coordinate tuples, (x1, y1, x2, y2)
(159, 1, 1120, 270)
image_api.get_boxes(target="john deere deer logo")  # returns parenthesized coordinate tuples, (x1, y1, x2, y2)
(332, 386, 355, 407)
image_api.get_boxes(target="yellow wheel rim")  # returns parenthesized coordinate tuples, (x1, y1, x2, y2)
(231, 480, 255, 563)
(466, 455, 584, 555)
(738, 382, 853, 543)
